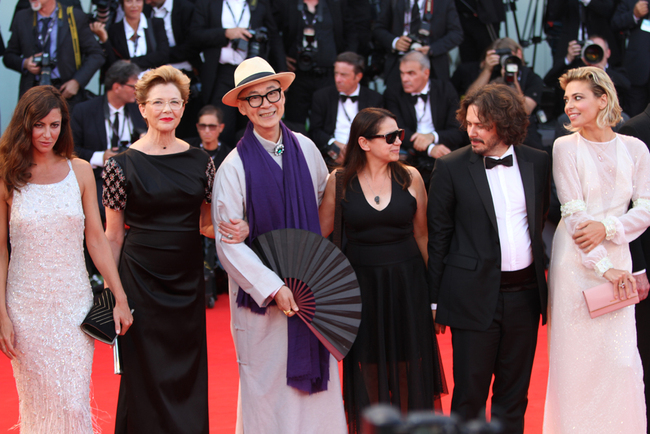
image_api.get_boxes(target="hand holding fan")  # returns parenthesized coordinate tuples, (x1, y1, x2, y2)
(252, 228, 362, 361)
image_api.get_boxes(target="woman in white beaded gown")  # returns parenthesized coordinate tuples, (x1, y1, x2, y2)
(0, 86, 133, 433)
(544, 67, 650, 433)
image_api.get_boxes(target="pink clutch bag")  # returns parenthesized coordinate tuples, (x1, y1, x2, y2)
(583, 282, 640, 319)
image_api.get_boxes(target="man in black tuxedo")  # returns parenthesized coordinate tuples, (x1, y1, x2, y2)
(3, 0, 105, 108)
(618, 103, 650, 429)
(71, 61, 146, 221)
(428, 84, 550, 434)
(310, 51, 383, 165)
(612, 0, 650, 117)
(145, 0, 203, 138)
(384, 51, 465, 184)
(373, 0, 462, 86)
(190, 0, 285, 144)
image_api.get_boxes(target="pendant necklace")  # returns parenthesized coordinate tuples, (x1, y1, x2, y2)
(363, 172, 387, 205)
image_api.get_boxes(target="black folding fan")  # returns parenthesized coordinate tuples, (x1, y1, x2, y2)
(252, 228, 362, 361)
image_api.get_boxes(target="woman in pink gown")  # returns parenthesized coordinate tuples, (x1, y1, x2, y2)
(544, 67, 650, 433)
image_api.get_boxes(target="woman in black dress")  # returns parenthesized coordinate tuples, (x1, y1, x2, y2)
(319, 108, 447, 433)
(103, 66, 239, 433)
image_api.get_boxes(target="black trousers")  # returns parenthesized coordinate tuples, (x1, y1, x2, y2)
(450, 285, 540, 434)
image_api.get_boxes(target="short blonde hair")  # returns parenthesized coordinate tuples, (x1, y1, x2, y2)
(136, 65, 191, 105)
(559, 66, 622, 130)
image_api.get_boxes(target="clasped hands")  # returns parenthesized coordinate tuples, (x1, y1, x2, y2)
(574, 220, 646, 300)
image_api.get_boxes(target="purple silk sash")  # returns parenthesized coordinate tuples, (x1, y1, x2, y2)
(236, 121, 330, 394)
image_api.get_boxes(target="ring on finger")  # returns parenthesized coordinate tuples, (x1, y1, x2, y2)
(227, 233, 233, 240)
(620, 282, 626, 289)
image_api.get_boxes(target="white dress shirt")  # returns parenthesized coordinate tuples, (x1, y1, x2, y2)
(152, 0, 193, 71)
(124, 14, 149, 58)
(333, 84, 360, 144)
(220, 0, 251, 65)
(90, 103, 133, 168)
(484, 145, 534, 271)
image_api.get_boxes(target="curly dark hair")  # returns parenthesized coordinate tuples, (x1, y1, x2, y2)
(456, 83, 529, 147)
(0, 86, 74, 194)
(341, 107, 411, 196)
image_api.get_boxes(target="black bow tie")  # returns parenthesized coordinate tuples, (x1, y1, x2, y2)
(485, 154, 514, 169)
(410, 93, 428, 105)
(340, 94, 358, 103)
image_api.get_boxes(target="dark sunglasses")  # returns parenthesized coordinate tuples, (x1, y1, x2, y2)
(365, 129, 405, 144)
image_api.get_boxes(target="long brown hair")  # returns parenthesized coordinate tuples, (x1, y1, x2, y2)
(0, 86, 74, 193)
(341, 107, 411, 196)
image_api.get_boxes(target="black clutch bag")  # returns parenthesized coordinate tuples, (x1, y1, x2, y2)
(81, 288, 118, 345)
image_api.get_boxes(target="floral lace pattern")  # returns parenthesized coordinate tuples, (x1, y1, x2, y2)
(594, 256, 614, 277)
(601, 216, 617, 241)
(634, 198, 650, 213)
(205, 158, 215, 204)
(102, 158, 127, 211)
(560, 199, 586, 217)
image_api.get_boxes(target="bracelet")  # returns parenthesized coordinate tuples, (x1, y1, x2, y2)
(594, 257, 614, 277)
(601, 216, 617, 241)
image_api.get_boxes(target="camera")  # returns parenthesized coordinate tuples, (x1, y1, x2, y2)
(297, 27, 318, 72)
(408, 22, 430, 51)
(247, 27, 268, 59)
(90, 0, 118, 25)
(494, 48, 522, 85)
(577, 40, 604, 65)
(112, 141, 130, 154)
(33, 52, 52, 86)
(233, 27, 270, 59)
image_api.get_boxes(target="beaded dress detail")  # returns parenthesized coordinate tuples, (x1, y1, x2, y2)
(6, 160, 94, 433)
(544, 133, 650, 433)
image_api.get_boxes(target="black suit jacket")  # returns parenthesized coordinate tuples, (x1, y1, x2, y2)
(384, 78, 466, 167)
(619, 104, 650, 272)
(105, 17, 170, 70)
(3, 6, 105, 97)
(612, 0, 650, 87)
(546, 0, 621, 67)
(427, 145, 550, 331)
(373, 0, 463, 81)
(190, 0, 285, 104)
(309, 85, 383, 152)
(274, 0, 357, 58)
(71, 95, 146, 180)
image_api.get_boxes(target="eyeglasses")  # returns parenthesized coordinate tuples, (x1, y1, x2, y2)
(123, 83, 136, 89)
(146, 99, 184, 111)
(197, 123, 220, 131)
(238, 88, 282, 108)
(365, 129, 405, 144)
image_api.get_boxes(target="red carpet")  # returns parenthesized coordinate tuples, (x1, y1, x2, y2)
(0, 295, 548, 433)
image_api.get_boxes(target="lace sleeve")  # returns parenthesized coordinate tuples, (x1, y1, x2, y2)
(553, 136, 610, 275)
(205, 158, 216, 203)
(102, 158, 127, 211)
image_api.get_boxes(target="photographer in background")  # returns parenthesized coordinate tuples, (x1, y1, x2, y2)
(465, 38, 545, 152)
(274, 0, 357, 133)
(190, 0, 285, 144)
(71, 60, 146, 222)
(373, 0, 462, 89)
(4, 0, 105, 110)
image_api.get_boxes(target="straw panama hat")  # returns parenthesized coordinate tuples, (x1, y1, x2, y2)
(222, 57, 295, 107)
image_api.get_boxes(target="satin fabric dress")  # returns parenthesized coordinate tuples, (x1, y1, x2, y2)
(103, 147, 215, 434)
(544, 133, 650, 433)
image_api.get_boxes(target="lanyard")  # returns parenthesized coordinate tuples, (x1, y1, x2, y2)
(37, 14, 56, 51)
(339, 100, 353, 122)
(225, 0, 248, 28)
(108, 111, 132, 144)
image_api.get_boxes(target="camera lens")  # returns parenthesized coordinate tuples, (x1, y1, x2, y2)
(582, 43, 604, 65)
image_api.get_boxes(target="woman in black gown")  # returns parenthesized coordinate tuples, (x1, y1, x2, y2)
(103, 66, 239, 433)
(319, 108, 447, 433)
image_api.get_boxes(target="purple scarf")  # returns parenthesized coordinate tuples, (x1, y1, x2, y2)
(236, 121, 330, 394)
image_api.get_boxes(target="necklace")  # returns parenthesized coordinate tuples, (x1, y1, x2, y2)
(363, 172, 387, 205)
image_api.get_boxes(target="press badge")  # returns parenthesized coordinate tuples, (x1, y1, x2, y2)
(641, 19, 650, 33)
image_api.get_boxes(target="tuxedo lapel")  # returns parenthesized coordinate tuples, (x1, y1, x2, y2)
(359, 87, 369, 110)
(56, 10, 69, 51)
(468, 151, 498, 232)
(515, 146, 537, 237)
(428, 82, 438, 126)
(402, 91, 418, 130)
